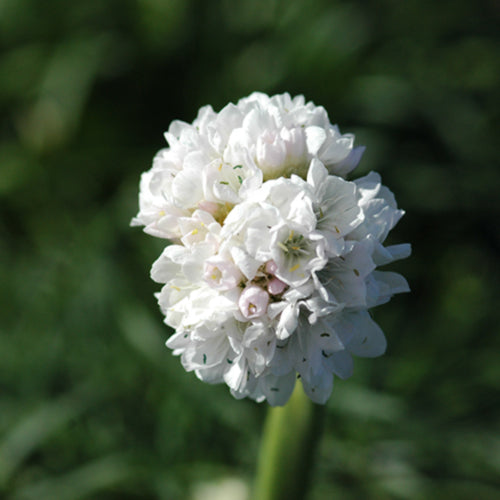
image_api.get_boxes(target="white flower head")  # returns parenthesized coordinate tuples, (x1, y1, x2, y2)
(132, 92, 410, 405)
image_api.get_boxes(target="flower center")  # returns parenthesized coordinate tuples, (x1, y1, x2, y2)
(277, 231, 309, 258)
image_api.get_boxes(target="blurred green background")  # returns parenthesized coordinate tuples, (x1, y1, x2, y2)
(1, 0, 499, 499)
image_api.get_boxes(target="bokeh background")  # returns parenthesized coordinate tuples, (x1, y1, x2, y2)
(1, 0, 499, 499)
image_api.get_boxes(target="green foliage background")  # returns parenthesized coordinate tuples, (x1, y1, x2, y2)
(1, 0, 499, 498)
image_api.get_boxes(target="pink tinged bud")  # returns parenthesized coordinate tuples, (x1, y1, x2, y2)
(265, 260, 278, 275)
(239, 285, 269, 319)
(268, 277, 287, 295)
(203, 260, 242, 291)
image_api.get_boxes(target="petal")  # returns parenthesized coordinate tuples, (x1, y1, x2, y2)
(372, 243, 412, 266)
(171, 167, 204, 208)
(223, 356, 248, 392)
(330, 145, 365, 177)
(305, 126, 327, 155)
(301, 372, 333, 405)
(306, 158, 328, 190)
(261, 372, 297, 406)
(330, 350, 353, 379)
(346, 312, 387, 358)
(231, 246, 261, 280)
(372, 270, 410, 305)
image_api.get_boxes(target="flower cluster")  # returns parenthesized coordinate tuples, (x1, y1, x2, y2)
(132, 92, 410, 405)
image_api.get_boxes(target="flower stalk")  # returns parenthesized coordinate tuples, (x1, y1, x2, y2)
(252, 380, 326, 500)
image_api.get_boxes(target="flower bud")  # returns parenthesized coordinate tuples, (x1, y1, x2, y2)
(239, 285, 270, 319)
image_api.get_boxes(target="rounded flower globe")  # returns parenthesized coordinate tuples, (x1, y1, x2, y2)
(132, 92, 410, 406)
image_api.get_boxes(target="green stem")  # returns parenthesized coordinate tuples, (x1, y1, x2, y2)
(252, 380, 326, 500)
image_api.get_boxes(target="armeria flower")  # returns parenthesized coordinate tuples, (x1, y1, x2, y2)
(132, 92, 410, 406)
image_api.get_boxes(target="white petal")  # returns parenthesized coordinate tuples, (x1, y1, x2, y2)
(346, 312, 387, 358)
(261, 372, 297, 406)
(171, 167, 204, 208)
(372, 270, 410, 303)
(223, 356, 248, 392)
(372, 243, 412, 266)
(276, 303, 300, 340)
(305, 126, 327, 154)
(301, 372, 333, 405)
(319, 132, 354, 165)
(330, 350, 353, 379)
(306, 158, 328, 189)
(331, 145, 365, 176)
(231, 246, 261, 280)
